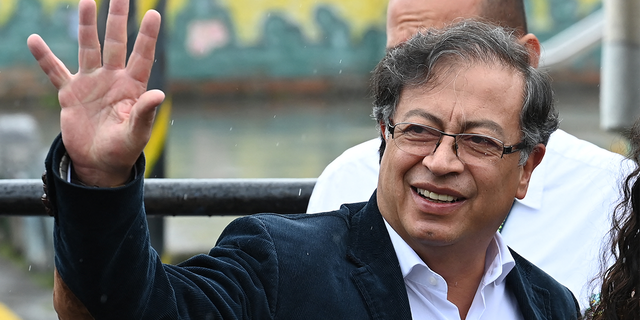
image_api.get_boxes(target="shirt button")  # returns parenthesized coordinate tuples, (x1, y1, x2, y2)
(428, 276, 438, 286)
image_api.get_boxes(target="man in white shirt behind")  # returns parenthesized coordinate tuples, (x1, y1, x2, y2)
(307, 0, 631, 310)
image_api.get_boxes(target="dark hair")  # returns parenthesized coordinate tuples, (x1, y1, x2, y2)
(371, 20, 557, 164)
(586, 123, 640, 320)
(481, 0, 528, 36)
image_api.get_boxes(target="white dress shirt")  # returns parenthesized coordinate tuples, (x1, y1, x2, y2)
(384, 220, 523, 320)
(308, 129, 633, 310)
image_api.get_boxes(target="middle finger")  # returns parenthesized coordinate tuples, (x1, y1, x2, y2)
(102, 0, 130, 69)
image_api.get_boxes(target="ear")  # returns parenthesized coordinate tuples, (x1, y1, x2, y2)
(518, 33, 541, 68)
(380, 122, 388, 140)
(515, 144, 545, 199)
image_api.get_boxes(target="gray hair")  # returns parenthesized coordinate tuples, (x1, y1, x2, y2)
(371, 19, 558, 165)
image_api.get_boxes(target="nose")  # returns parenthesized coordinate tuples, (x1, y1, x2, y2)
(422, 136, 465, 176)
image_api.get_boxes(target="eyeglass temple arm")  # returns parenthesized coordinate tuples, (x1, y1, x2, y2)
(503, 142, 526, 155)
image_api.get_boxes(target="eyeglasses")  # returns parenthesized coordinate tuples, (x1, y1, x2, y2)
(387, 122, 525, 163)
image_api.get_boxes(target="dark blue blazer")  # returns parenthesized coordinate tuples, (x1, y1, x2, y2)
(45, 136, 580, 319)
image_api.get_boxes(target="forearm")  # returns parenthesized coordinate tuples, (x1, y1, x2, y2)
(46, 135, 276, 319)
(47, 135, 161, 317)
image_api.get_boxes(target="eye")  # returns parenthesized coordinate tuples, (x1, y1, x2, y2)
(461, 134, 502, 153)
(404, 124, 426, 134)
(469, 135, 493, 145)
(400, 124, 439, 140)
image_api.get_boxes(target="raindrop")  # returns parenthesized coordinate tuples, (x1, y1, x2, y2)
(183, 194, 188, 200)
(273, 115, 277, 118)
(298, 188, 302, 196)
(276, 142, 280, 147)
(339, 59, 342, 64)
(339, 70, 342, 74)
(28, 265, 32, 271)
(170, 120, 174, 125)
(229, 127, 233, 131)
(101, 295, 108, 303)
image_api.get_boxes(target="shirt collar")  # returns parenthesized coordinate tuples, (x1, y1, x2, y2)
(383, 219, 516, 286)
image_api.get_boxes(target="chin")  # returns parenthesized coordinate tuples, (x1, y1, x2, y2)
(409, 224, 459, 247)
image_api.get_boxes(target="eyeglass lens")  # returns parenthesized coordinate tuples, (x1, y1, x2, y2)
(391, 123, 506, 161)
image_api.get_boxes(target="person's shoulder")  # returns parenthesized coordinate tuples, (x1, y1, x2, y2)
(546, 129, 629, 171)
(326, 138, 381, 168)
(509, 249, 581, 317)
(229, 203, 367, 237)
(510, 249, 577, 299)
(217, 203, 369, 261)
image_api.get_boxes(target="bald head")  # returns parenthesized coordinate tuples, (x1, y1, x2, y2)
(386, 0, 528, 48)
(480, 0, 528, 34)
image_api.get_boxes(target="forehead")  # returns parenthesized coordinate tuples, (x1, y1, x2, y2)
(395, 63, 524, 132)
(386, 0, 484, 47)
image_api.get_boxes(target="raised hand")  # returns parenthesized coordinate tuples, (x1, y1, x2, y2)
(27, 0, 164, 187)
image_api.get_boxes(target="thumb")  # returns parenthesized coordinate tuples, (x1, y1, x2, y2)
(129, 89, 166, 143)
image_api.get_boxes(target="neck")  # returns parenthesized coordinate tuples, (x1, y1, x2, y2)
(413, 238, 495, 319)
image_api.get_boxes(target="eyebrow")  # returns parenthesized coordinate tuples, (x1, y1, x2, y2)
(402, 109, 506, 137)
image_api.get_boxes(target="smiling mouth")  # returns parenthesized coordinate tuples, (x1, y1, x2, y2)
(414, 187, 460, 203)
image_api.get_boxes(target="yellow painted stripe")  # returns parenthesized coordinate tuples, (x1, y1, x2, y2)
(144, 97, 172, 178)
(0, 302, 21, 320)
(0, 0, 18, 27)
(137, 0, 160, 22)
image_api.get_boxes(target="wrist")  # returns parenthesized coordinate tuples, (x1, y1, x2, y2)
(61, 153, 136, 188)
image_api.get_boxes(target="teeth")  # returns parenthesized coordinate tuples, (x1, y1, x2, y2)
(417, 188, 457, 202)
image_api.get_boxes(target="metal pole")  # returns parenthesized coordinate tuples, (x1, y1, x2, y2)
(600, 0, 640, 131)
(0, 178, 316, 216)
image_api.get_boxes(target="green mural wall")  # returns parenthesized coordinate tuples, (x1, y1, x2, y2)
(168, 0, 386, 79)
(0, 0, 603, 82)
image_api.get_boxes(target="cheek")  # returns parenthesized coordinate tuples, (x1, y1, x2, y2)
(378, 144, 412, 198)
(474, 164, 522, 206)
(378, 149, 398, 189)
(381, 145, 413, 179)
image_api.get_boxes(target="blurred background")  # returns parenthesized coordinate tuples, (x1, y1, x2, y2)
(0, 0, 625, 318)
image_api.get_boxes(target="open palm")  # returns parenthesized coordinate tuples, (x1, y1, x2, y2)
(28, 0, 164, 186)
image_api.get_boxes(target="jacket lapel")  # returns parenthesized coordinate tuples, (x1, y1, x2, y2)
(506, 249, 551, 320)
(346, 192, 413, 320)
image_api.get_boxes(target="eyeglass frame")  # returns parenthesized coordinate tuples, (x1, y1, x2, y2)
(387, 122, 526, 159)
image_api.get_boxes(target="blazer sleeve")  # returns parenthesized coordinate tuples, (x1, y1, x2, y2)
(47, 135, 278, 320)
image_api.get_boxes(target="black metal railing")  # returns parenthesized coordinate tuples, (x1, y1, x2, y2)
(0, 178, 316, 216)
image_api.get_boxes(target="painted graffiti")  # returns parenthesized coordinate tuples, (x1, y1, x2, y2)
(217, 0, 386, 45)
(0, 0, 604, 79)
(2, 0, 603, 38)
